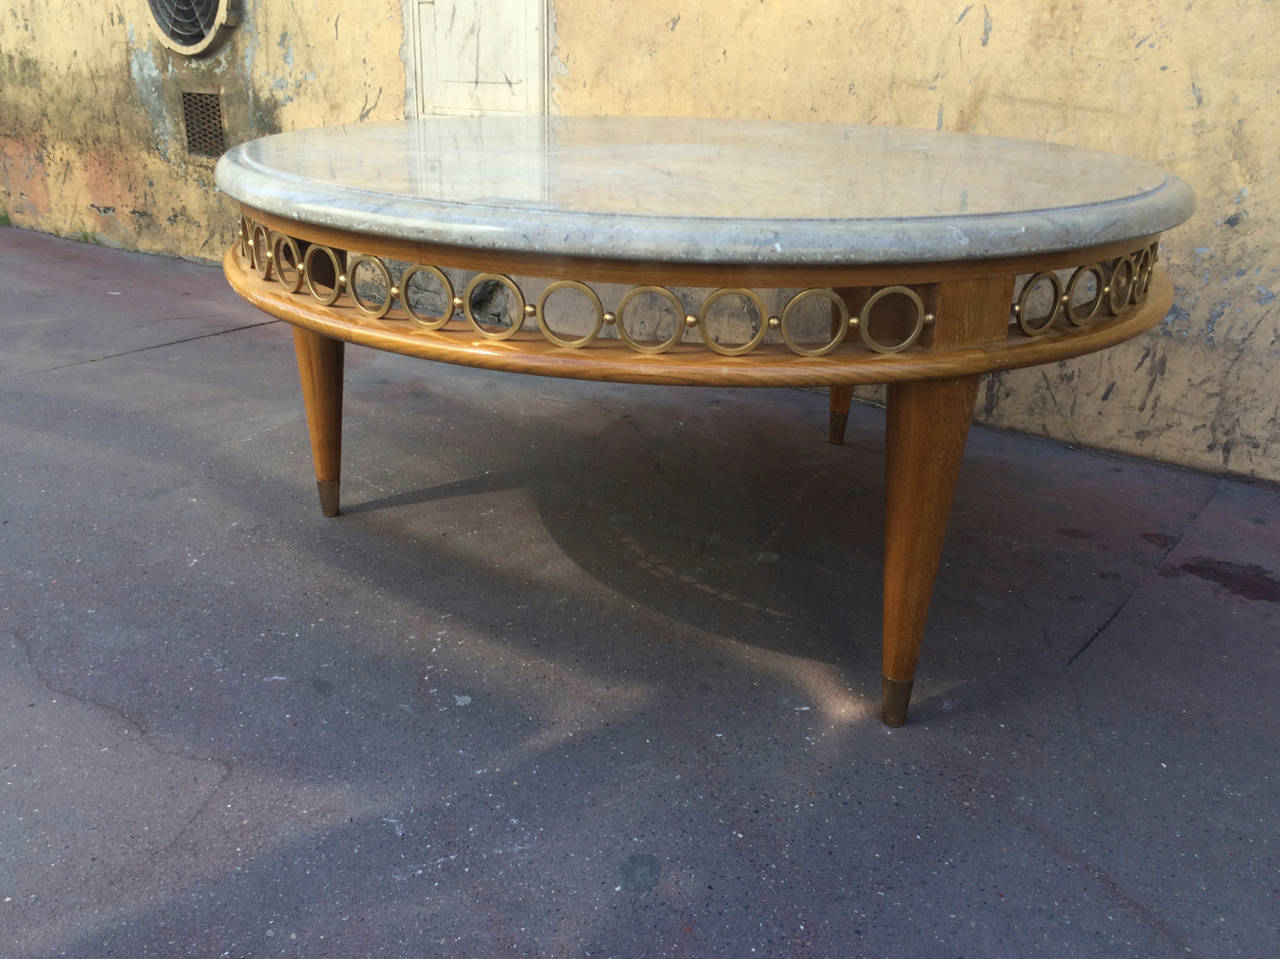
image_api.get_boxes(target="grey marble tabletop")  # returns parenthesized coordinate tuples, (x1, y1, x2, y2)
(215, 117, 1195, 265)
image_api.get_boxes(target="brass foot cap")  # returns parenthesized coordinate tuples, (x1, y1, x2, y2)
(880, 675, 914, 728)
(317, 479, 341, 518)
(828, 412, 850, 446)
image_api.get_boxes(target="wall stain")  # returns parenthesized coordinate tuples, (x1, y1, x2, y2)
(1160, 301, 1193, 337)
(1136, 349, 1167, 413)
(1203, 300, 1228, 344)
(983, 371, 1002, 416)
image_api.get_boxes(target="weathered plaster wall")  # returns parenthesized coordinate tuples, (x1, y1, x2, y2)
(551, 0, 1280, 482)
(0, 1, 404, 261)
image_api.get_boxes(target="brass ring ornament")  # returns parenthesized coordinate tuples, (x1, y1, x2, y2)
(780, 288, 850, 356)
(698, 288, 769, 356)
(463, 273, 525, 340)
(1132, 247, 1154, 302)
(347, 254, 394, 319)
(272, 234, 303, 293)
(1063, 264, 1105, 327)
(251, 223, 273, 281)
(303, 244, 343, 306)
(615, 285, 686, 354)
(1107, 256, 1135, 315)
(859, 285, 927, 353)
(230, 222, 1161, 357)
(537, 280, 604, 349)
(399, 264, 455, 329)
(237, 215, 251, 261)
(1015, 272, 1063, 337)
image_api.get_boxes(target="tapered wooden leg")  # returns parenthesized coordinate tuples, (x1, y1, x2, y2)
(880, 375, 980, 726)
(292, 327, 344, 517)
(829, 386, 855, 445)
(877, 274, 1012, 726)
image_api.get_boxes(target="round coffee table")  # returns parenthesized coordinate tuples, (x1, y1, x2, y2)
(215, 117, 1194, 726)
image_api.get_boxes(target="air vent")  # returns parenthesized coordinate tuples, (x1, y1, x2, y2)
(181, 91, 226, 157)
(147, 0, 236, 56)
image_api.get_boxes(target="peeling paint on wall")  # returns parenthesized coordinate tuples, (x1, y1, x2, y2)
(0, 1, 404, 260)
(126, 27, 178, 160)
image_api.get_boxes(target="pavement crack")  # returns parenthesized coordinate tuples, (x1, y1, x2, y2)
(5, 629, 231, 776)
(8, 628, 155, 738)
(1008, 807, 1194, 952)
(151, 765, 231, 861)
(14, 319, 279, 376)
(1065, 593, 1132, 666)
(1150, 479, 1221, 567)
(1066, 479, 1221, 667)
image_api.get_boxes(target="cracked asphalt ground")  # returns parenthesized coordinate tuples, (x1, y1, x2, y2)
(2, 227, 1278, 958)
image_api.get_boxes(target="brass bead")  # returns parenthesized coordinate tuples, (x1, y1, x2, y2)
(452, 296, 465, 308)
(767, 315, 780, 330)
(390, 286, 400, 298)
(298, 263, 306, 275)
(684, 314, 698, 327)
(848, 315, 859, 329)
(924, 313, 935, 324)
(1103, 285, 1111, 293)
(1012, 304, 1021, 313)
(602, 311, 616, 325)
(337, 274, 347, 286)
(247, 238, 254, 248)
(266, 249, 274, 260)
(524, 304, 537, 317)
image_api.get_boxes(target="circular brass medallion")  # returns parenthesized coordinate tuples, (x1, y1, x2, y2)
(463, 273, 525, 340)
(348, 255, 394, 319)
(1015, 272, 1062, 337)
(698, 288, 769, 356)
(303, 245, 343, 306)
(780, 288, 850, 356)
(537, 280, 604, 349)
(860, 286, 927, 353)
(251, 223, 273, 281)
(1107, 256, 1135, 315)
(615, 286, 686, 354)
(1064, 264, 1105, 327)
(272, 235, 303, 293)
(399, 265, 455, 329)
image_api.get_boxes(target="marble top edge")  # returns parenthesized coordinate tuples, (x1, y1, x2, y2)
(214, 116, 1195, 264)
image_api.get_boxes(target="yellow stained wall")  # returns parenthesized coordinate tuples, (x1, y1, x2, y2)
(552, 0, 1280, 482)
(0, 1, 404, 260)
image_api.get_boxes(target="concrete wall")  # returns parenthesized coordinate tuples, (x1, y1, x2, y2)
(552, 0, 1280, 482)
(3, 0, 1276, 482)
(0, 1, 404, 260)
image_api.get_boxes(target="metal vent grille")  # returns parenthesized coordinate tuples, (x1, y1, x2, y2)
(182, 92, 226, 157)
(147, 0, 234, 56)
